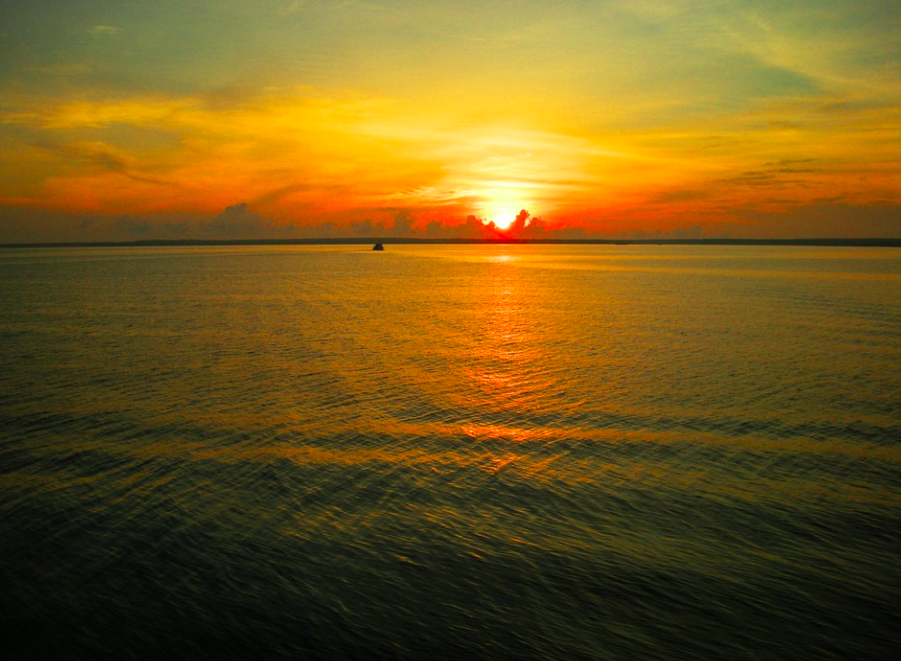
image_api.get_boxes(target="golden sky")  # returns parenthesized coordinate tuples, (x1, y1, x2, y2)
(1, 0, 899, 240)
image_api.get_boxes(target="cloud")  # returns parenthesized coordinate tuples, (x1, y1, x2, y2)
(250, 182, 320, 208)
(506, 209, 532, 235)
(434, 215, 505, 239)
(87, 25, 121, 38)
(650, 189, 712, 204)
(392, 209, 415, 235)
(278, 1, 305, 16)
(0, 52, 897, 239)
(344, 210, 419, 237)
(736, 202, 901, 238)
(204, 202, 296, 239)
(29, 64, 91, 77)
(37, 139, 172, 186)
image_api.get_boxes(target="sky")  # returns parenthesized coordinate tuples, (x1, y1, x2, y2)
(1, 0, 899, 241)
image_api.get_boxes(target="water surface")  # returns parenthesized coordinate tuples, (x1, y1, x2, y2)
(1, 245, 899, 659)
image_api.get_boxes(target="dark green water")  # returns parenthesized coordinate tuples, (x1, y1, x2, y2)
(1, 245, 899, 659)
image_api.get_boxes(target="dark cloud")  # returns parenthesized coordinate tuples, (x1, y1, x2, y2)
(720, 158, 823, 191)
(206, 202, 283, 238)
(33, 138, 172, 186)
(250, 183, 316, 208)
(392, 210, 415, 236)
(4, 200, 897, 244)
(507, 209, 532, 235)
(0, 207, 190, 243)
(497, 210, 569, 240)
(736, 202, 901, 238)
(651, 189, 712, 204)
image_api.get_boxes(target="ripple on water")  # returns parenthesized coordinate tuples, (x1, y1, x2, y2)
(1, 245, 900, 659)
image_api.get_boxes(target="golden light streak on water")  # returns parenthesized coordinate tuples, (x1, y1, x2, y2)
(1, 244, 899, 659)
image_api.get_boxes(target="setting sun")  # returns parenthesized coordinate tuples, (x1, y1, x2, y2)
(491, 211, 518, 231)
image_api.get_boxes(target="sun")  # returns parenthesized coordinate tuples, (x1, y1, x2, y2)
(481, 198, 535, 231)
(492, 211, 518, 231)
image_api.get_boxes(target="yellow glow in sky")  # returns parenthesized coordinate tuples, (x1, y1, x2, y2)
(0, 1, 899, 241)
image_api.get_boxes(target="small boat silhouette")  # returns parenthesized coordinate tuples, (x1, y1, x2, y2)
(373, 243, 384, 251)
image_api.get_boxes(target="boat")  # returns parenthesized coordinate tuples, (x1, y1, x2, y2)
(373, 243, 384, 251)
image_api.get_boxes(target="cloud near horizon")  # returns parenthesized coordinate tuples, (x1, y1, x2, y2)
(2, 200, 899, 244)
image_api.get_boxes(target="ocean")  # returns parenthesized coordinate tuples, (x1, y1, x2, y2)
(1, 244, 899, 659)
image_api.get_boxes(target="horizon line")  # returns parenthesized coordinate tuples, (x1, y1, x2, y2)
(2, 237, 901, 249)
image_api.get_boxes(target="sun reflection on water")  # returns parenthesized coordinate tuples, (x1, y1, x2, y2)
(465, 254, 554, 455)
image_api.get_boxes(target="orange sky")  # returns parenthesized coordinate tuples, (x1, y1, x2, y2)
(1, 1, 899, 241)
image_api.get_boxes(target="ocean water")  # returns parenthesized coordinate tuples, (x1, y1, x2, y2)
(1, 244, 899, 660)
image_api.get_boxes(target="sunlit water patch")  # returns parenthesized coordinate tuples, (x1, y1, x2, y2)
(1, 245, 900, 659)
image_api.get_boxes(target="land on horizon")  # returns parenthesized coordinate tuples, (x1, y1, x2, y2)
(2, 237, 900, 249)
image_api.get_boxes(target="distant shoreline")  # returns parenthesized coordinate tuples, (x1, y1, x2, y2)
(1, 237, 900, 248)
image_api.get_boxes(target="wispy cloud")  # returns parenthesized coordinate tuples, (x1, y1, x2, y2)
(28, 64, 91, 77)
(86, 25, 121, 38)
(278, 1, 305, 16)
